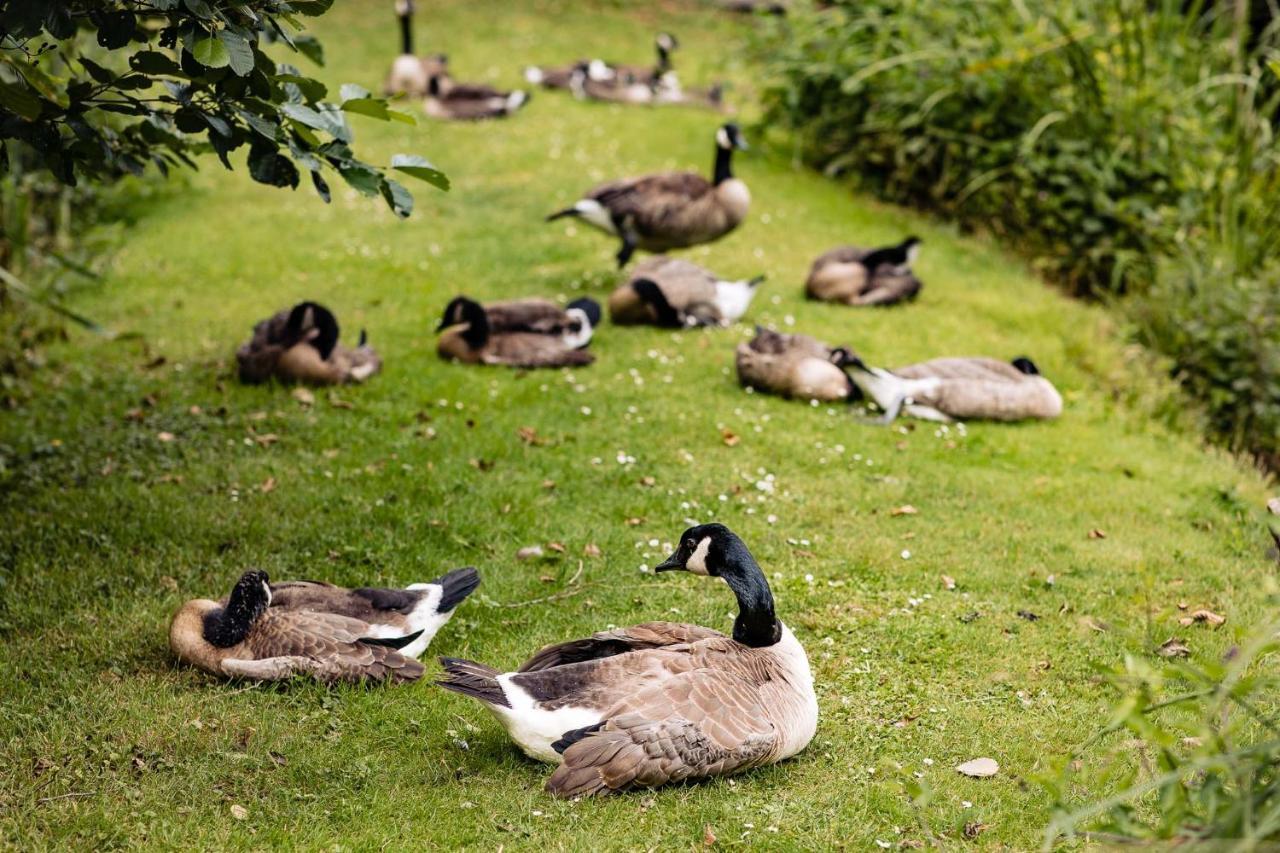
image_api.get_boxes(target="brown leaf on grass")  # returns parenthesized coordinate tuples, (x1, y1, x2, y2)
(327, 392, 353, 410)
(517, 426, 543, 446)
(1157, 638, 1191, 658)
(156, 431, 175, 443)
(964, 823, 992, 840)
(541, 479, 556, 490)
(891, 505, 918, 517)
(539, 574, 555, 584)
(639, 476, 656, 487)
(1179, 609, 1226, 628)
(583, 543, 602, 558)
(159, 575, 178, 592)
(721, 428, 740, 447)
(703, 824, 716, 846)
(260, 477, 277, 494)
(188, 405, 202, 416)
(1088, 528, 1107, 539)
(546, 542, 566, 554)
(516, 546, 544, 561)
(32, 757, 54, 778)
(895, 440, 909, 451)
(230, 804, 248, 820)
(625, 517, 645, 526)
(941, 575, 956, 591)
(956, 757, 999, 778)
(468, 458, 494, 472)
(269, 751, 287, 767)
(1267, 497, 1280, 516)
(291, 387, 315, 407)
(125, 407, 145, 422)
(1080, 616, 1109, 633)
(252, 433, 279, 447)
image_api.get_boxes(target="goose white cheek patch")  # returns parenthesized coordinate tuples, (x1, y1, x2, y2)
(716, 127, 730, 149)
(686, 537, 712, 575)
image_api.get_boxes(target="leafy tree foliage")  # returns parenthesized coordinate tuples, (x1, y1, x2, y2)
(0, 0, 447, 217)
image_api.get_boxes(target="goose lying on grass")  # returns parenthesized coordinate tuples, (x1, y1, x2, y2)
(170, 569, 478, 684)
(848, 355, 1063, 423)
(805, 237, 923, 307)
(236, 301, 380, 385)
(437, 524, 818, 797)
(437, 297, 596, 367)
(437, 296, 601, 349)
(425, 74, 530, 121)
(736, 326, 855, 402)
(609, 256, 763, 328)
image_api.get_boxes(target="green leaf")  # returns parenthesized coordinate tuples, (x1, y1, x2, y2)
(338, 162, 382, 196)
(341, 98, 390, 120)
(190, 37, 230, 69)
(380, 177, 413, 218)
(289, 0, 336, 17)
(275, 74, 326, 104)
(391, 154, 449, 191)
(220, 31, 255, 77)
(0, 79, 42, 121)
(339, 83, 370, 102)
(292, 34, 325, 67)
(130, 51, 183, 76)
(11, 56, 69, 107)
(280, 103, 348, 140)
(247, 143, 299, 189)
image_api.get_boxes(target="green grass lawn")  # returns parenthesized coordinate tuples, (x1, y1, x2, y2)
(2, 0, 1276, 848)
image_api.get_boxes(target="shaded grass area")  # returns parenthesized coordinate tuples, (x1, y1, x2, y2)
(0, 0, 1274, 847)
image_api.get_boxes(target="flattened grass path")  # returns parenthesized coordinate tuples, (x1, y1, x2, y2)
(1, 0, 1273, 848)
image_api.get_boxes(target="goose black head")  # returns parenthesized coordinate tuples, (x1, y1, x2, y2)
(427, 74, 443, 97)
(655, 523, 744, 577)
(717, 122, 748, 151)
(566, 297, 602, 330)
(828, 346, 858, 368)
(286, 301, 340, 360)
(656, 32, 679, 53)
(205, 569, 272, 648)
(437, 296, 472, 331)
(1011, 356, 1040, 376)
(442, 297, 489, 349)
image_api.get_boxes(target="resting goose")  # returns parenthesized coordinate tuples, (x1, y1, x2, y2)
(383, 0, 447, 97)
(437, 297, 595, 368)
(735, 326, 855, 402)
(547, 122, 751, 267)
(806, 237, 923, 306)
(569, 66, 660, 105)
(246, 567, 480, 660)
(437, 523, 818, 797)
(848, 355, 1064, 423)
(525, 59, 594, 91)
(236, 301, 381, 385)
(425, 74, 530, 121)
(437, 295, 602, 348)
(169, 570, 426, 684)
(608, 256, 763, 328)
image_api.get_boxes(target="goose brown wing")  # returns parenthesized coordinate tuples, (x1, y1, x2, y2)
(518, 622, 727, 673)
(485, 299, 569, 334)
(894, 357, 1024, 382)
(484, 332, 595, 367)
(588, 172, 713, 228)
(235, 610, 424, 683)
(545, 669, 776, 797)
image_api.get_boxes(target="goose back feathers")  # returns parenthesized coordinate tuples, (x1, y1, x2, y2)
(236, 302, 381, 385)
(850, 355, 1063, 422)
(806, 237, 923, 306)
(437, 524, 817, 797)
(437, 297, 595, 368)
(548, 123, 750, 267)
(425, 75, 530, 120)
(170, 571, 430, 684)
(735, 326, 854, 402)
(437, 296, 601, 348)
(609, 257, 763, 327)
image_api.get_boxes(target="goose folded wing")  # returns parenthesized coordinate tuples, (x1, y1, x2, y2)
(485, 299, 569, 334)
(590, 173, 713, 218)
(894, 357, 1024, 382)
(518, 622, 727, 672)
(485, 333, 595, 367)
(229, 611, 424, 683)
(545, 669, 776, 797)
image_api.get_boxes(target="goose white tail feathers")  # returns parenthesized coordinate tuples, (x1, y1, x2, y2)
(524, 66, 544, 85)
(506, 89, 530, 111)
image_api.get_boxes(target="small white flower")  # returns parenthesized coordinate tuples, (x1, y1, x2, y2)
(901, 550, 912, 560)
(580, 406, 592, 416)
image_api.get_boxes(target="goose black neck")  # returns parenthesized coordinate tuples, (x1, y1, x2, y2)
(459, 302, 490, 349)
(719, 539, 781, 648)
(203, 587, 264, 648)
(656, 47, 671, 74)
(399, 12, 413, 55)
(713, 145, 734, 186)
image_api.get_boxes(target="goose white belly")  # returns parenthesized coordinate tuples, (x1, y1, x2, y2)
(714, 280, 757, 322)
(489, 676, 604, 763)
(856, 369, 941, 412)
(571, 200, 618, 235)
(768, 624, 819, 760)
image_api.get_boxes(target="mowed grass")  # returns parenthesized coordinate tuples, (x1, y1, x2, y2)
(1, 0, 1276, 848)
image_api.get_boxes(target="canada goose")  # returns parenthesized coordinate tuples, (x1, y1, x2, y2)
(383, 0, 448, 97)
(425, 74, 530, 121)
(437, 297, 595, 368)
(547, 122, 751, 267)
(244, 567, 480, 660)
(528, 34, 679, 94)
(608, 256, 763, 328)
(735, 326, 855, 402)
(169, 570, 426, 684)
(847, 355, 1064, 423)
(569, 65, 660, 106)
(437, 523, 818, 797)
(236, 301, 381, 385)
(437, 296, 601, 349)
(805, 237, 923, 306)
(524, 59, 594, 91)
(602, 33, 680, 92)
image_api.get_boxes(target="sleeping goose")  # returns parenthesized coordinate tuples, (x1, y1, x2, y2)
(425, 74, 530, 121)
(247, 567, 480, 660)
(236, 301, 381, 385)
(383, 0, 448, 97)
(569, 65, 661, 106)
(525, 59, 594, 91)
(437, 296, 601, 348)
(735, 326, 855, 402)
(608, 256, 763, 328)
(848, 355, 1063, 423)
(805, 237, 923, 306)
(170, 570, 425, 684)
(437, 523, 818, 797)
(437, 297, 595, 368)
(547, 122, 750, 267)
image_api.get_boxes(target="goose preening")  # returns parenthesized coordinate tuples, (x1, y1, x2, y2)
(437, 524, 818, 797)
(848, 355, 1064, 423)
(608, 256, 763, 328)
(425, 74, 530, 121)
(437, 295, 602, 348)
(735, 326, 856, 402)
(437, 297, 596, 368)
(383, 0, 448, 97)
(169, 568, 477, 684)
(236, 301, 381, 385)
(547, 122, 751, 267)
(805, 237, 923, 307)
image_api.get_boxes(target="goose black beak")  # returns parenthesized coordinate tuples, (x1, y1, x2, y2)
(654, 555, 684, 572)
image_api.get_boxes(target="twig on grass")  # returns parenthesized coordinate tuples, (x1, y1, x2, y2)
(36, 791, 95, 805)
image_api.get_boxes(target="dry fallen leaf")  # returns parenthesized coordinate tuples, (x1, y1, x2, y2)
(159, 575, 178, 592)
(468, 458, 494, 472)
(1179, 609, 1226, 628)
(583, 543, 602, 558)
(1080, 616, 1109, 633)
(963, 823, 992, 840)
(230, 804, 248, 820)
(625, 517, 645, 527)
(891, 505, 918, 517)
(941, 575, 957, 591)
(721, 428, 740, 447)
(517, 426, 542, 446)
(1157, 637, 1191, 658)
(538, 574, 555, 584)
(541, 479, 556, 490)
(260, 477, 276, 494)
(291, 387, 315, 407)
(546, 542, 566, 554)
(639, 476, 656, 487)
(1088, 528, 1107, 539)
(956, 757, 999, 778)
(156, 431, 175, 443)
(516, 545, 544, 561)
(328, 393, 353, 410)
(252, 433, 279, 448)
(703, 824, 716, 846)
(269, 751, 287, 767)
(1268, 497, 1280, 516)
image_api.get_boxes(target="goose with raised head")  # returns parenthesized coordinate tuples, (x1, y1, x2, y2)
(425, 74, 530, 121)
(847, 355, 1063, 423)
(735, 326, 855, 402)
(547, 123, 751, 267)
(806, 237, 923, 306)
(437, 296, 602, 348)
(383, 0, 448, 97)
(437, 297, 595, 368)
(608, 256, 763, 328)
(437, 524, 818, 797)
(236, 301, 381, 385)
(242, 567, 480, 660)
(170, 570, 428, 684)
